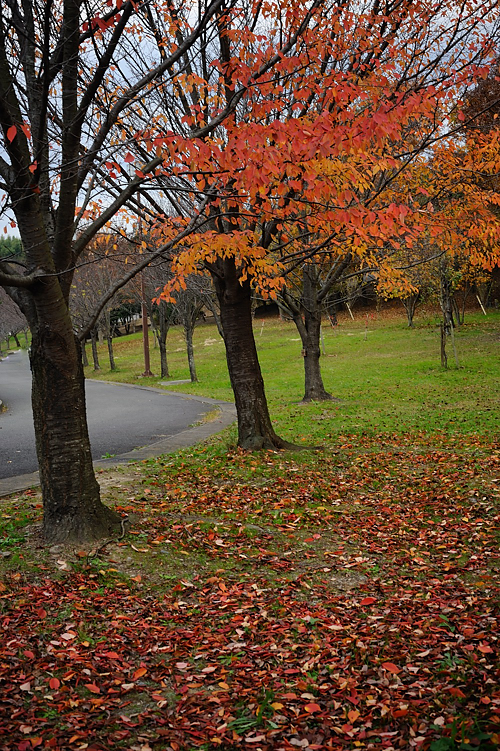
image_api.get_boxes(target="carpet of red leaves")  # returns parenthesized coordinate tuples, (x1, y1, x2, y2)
(0, 432, 498, 750)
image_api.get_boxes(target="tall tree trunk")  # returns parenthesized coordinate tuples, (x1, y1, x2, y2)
(158, 301, 170, 378)
(451, 296, 461, 327)
(104, 310, 116, 370)
(184, 322, 198, 382)
(205, 295, 225, 339)
(440, 265, 460, 367)
(294, 270, 332, 402)
(401, 291, 420, 327)
(90, 328, 100, 370)
(81, 341, 89, 367)
(440, 322, 448, 368)
(440, 268, 455, 333)
(293, 310, 332, 402)
(212, 258, 295, 450)
(29, 285, 120, 543)
(106, 335, 116, 370)
(281, 266, 332, 402)
(158, 339, 169, 378)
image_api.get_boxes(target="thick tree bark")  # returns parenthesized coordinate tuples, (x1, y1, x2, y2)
(29, 283, 120, 543)
(212, 258, 295, 450)
(0, 0, 242, 546)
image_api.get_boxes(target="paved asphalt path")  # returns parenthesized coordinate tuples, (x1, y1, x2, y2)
(0, 349, 230, 482)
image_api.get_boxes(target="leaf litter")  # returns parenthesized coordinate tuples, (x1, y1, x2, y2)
(0, 431, 498, 750)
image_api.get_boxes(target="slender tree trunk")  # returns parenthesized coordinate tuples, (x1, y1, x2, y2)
(158, 339, 169, 378)
(402, 291, 420, 327)
(28, 285, 120, 543)
(205, 295, 225, 339)
(283, 266, 332, 402)
(440, 266, 459, 367)
(106, 335, 116, 370)
(158, 301, 170, 378)
(440, 270, 455, 332)
(103, 310, 116, 370)
(212, 259, 295, 450)
(294, 309, 332, 402)
(90, 328, 100, 370)
(81, 341, 89, 367)
(184, 322, 198, 382)
(295, 270, 332, 401)
(440, 323, 448, 368)
(158, 338, 169, 378)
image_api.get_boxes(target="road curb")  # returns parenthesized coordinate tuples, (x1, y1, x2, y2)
(0, 401, 236, 499)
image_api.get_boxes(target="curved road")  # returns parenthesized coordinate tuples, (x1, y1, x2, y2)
(0, 350, 234, 491)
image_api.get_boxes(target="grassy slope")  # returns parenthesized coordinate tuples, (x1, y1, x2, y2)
(85, 305, 500, 439)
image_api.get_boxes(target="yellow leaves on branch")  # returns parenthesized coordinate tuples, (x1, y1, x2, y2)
(156, 230, 285, 304)
(376, 265, 419, 300)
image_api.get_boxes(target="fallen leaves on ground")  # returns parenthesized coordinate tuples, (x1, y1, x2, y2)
(0, 431, 498, 750)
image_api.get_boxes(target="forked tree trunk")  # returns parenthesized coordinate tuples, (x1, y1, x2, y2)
(401, 291, 420, 327)
(29, 284, 120, 543)
(211, 259, 295, 450)
(150, 300, 172, 378)
(285, 266, 332, 402)
(294, 309, 332, 401)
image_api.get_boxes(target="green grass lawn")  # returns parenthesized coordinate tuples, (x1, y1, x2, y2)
(85, 305, 500, 440)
